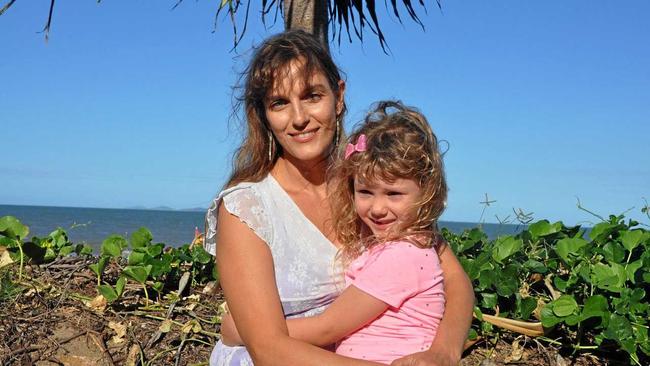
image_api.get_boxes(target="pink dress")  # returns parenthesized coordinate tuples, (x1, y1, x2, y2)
(336, 241, 445, 364)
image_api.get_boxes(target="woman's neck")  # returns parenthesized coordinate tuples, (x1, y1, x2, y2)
(271, 155, 329, 193)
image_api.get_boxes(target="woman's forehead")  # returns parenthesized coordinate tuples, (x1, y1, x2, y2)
(267, 60, 329, 96)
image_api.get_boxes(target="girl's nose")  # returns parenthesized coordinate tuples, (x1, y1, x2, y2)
(369, 199, 388, 217)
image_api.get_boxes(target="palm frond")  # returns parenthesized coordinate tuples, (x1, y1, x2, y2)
(37, 0, 56, 42)
(329, 0, 429, 53)
(0, 0, 17, 16)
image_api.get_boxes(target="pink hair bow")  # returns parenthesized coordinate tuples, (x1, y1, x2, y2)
(344, 134, 367, 159)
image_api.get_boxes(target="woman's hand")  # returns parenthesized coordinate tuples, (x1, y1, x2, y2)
(390, 348, 459, 366)
(220, 312, 244, 346)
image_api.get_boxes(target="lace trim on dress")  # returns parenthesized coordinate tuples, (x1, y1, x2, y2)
(203, 184, 273, 256)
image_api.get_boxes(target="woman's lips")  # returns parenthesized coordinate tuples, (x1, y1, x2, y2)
(290, 129, 317, 143)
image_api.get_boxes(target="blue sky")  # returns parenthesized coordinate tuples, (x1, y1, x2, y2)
(1, 1, 649, 226)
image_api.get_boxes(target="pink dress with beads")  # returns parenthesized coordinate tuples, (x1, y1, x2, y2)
(336, 240, 445, 364)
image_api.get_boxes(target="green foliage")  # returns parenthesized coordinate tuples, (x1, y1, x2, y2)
(0, 216, 29, 240)
(87, 227, 218, 304)
(0, 216, 217, 308)
(101, 235, 127, 257)
(4, 211, 647, 362)
(1, 216, 95, 279)
(98, 276, 126, 303)
(0, 269, 23, 304)
(446, 213, 650, 364)
(0, 216, 29, 280)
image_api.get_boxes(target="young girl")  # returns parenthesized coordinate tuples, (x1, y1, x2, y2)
(222, 100, 449, 365)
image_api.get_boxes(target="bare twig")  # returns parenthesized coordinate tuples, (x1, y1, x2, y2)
(89, 331, 116, 366)
(174, 335, 187, 366)
(4, 330, 87, 359)
(575, 197, 606, 222)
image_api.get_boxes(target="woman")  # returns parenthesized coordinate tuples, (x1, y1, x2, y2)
(205, 30, 474, 366)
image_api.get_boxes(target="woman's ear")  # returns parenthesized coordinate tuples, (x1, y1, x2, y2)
(336, 80, 346, 115)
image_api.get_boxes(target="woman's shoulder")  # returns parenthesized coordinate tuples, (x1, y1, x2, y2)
(217, 177, 271, 201)
(204, 176, 274, 255)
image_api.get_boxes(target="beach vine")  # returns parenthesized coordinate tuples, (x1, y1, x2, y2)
(1, 211, 649, 364)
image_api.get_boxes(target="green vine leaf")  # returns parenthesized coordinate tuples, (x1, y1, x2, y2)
(528, 220, 562, 238)
(101, 235, 127, 258)
(123, 265, 152, 284)
(491, 236, 522, 263)
(0, 216, 29, 240)
(115, 276, 126, 297)
(89, 256, 109, 277)
(541, 304, 563, 328)
(130, 227, 153, 249)
(620, 230, 645, 252)
(555, 237, 588, 263)
(604, 314, 637, 354)
(552, 295, 579, 317)
(98, 284, 119, 302)
(581, 295, 609, 322)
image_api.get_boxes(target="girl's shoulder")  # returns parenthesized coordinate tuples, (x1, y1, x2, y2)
(373, 238, 436, 254)
(356, 239, 440, 268)
(345, 238, 444, 308)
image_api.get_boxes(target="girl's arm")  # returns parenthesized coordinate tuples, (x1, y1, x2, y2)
(287, 285, 388, 346)
(220, 283, 389, 348)
(216, 204, 382, 366)
(390, 243, 474, 366)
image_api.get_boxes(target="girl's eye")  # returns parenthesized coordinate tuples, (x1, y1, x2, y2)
(356, 189, 372, 195)
(387, 191, 403, 196)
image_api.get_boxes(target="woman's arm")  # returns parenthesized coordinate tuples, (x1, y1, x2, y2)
(391, 243, 474, 366)
(216, 204, 382, 366)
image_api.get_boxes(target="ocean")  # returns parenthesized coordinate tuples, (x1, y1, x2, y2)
(0, 204, 525, 251)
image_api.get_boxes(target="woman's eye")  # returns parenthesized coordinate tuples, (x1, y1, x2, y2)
(269, 99, 287, 109)
(308, 93, 322, 101)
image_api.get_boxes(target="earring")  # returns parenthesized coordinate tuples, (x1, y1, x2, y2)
(267, 131, 274, 162)
(334, 116, 341, 146)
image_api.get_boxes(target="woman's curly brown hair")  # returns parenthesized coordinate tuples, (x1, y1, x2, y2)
(328, 100, 448, 264)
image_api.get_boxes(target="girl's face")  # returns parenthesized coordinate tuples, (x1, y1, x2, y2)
(353, 176, 422, 237)
(264, 60, 345, 165)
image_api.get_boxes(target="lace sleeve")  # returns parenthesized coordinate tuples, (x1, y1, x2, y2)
(203, 186, 273, 256)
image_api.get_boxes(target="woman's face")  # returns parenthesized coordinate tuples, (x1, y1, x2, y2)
(264, 61, 345, 165)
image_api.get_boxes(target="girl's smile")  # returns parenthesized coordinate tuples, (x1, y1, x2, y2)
(353, 176, 421, 237)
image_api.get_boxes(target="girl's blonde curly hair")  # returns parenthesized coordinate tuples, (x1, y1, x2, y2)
(328, 100, 448, 264)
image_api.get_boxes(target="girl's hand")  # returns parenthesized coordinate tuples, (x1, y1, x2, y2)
(220, 312, 244, 346)
(389, 349, 459, 366)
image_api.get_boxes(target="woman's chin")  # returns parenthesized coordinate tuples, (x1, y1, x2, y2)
(283, 146, 332, 165)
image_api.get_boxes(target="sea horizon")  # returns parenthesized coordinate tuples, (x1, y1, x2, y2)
(1, 204, 530, 250)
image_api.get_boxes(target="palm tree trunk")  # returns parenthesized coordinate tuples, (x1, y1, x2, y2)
(283, 0, 329, 51)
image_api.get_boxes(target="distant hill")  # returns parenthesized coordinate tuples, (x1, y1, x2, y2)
(179, 207, 207, 212)
(151, 206, 175, 211)
(124, 206, 206, 212)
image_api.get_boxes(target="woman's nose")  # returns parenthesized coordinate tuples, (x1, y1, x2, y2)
(291, 102, 309, 128)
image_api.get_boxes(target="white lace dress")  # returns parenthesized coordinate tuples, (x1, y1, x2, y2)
(205, 174, 343, 366)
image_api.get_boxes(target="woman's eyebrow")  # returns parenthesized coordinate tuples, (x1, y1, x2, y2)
(264, 92, 286, 103)
(305, 83, 327, 92)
